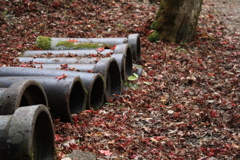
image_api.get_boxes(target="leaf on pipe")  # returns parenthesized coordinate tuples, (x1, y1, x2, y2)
(55, 73, 67, 80)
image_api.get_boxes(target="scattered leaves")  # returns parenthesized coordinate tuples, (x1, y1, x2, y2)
(55, 73, 67, 80)
(96, 47, 105, 52)
(0, 0, 239, 160)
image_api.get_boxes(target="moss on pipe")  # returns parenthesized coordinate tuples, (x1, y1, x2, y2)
(56, 41, 109, 49)
(35, 36, 52, 50)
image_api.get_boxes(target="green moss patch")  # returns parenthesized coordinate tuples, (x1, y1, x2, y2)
(36, 36, 52, 50)
(56, 41, 109, 49)
(147, 30, 161, 42)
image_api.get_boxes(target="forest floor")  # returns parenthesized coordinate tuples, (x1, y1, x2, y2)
(0, 0, 239, 159)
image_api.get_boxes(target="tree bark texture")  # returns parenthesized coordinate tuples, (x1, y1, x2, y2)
(148, 0, 203, 43)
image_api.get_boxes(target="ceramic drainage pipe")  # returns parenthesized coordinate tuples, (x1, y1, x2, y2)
(133, 64, 143, 76)
(0, 67, 105, 109)
(21, 43, 133, 79)
(34, 57, 122, 97)
(36, 34, 141, 63)
(0, 80, 48, 115)
(0, 76, 87, 123)
(0, 104, 55, 160)
(18, 56, 127, 82)
(111, 54, 127, 81)
(30, 57, 127, 81)
(17, 57, 122, 98)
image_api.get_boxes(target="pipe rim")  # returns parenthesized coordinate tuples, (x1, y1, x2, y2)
(111, 54, 126, 82)
(0, 80, 48, 115)
(125, 45, 133, 76)
(114, 44, 133, 78)
(128, 34, 141, 63)
(7, 105, 55, 159)
(69, 76, 87, 114)
(108, 58, 122, 97)
(89, 74, 105, 109)
(94, 58, 122, 99)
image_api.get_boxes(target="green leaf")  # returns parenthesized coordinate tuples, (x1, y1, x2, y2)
(133, 73, 139, 78)
(133, 63, 142, 68)
(128, 76, 137, 81)
(119, 105, 124, 108)
(105, 102, 114, 105)
(144, 82, 150, 85)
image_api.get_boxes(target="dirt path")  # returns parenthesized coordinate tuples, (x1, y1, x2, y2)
(200, 0, 240, 49)
(204, 0, 240, 32)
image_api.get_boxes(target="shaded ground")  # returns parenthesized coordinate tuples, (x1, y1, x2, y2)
(0, 0, 239, 159)
(201, 0, 240, 48)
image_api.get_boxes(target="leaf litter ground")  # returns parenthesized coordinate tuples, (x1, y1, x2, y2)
(0, 0, 239, 159)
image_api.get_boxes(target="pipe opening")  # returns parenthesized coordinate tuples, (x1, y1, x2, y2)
(128, 34, 141, 63)
(20, 85, 47, 107)
(69, 81, 86, 114)
(135, 36, 141, 62)
(20, 95, 28, 106)
(126, 47, 133, 76)
(106, 61, 121, 98)
(33, 111, 55, 160)
(90, 76, 104, 109)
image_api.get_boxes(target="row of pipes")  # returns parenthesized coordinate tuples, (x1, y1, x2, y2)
(0, 34, 141, 159)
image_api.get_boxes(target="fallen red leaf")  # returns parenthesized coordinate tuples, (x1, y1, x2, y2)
(55, 134, 62, 141)
(67, 39, 78, 42)
(69, 143, 78, 150)
(96, 47, 105, 52)
(110, 45, 116, 50)
(87, 70, 93, 73)
(20, 64, 34, 68)
(210, 109, 217, 118)
(208, 73, 215, 77)
(55, 73, 67, 80)
(38, 64, 43, 68)
(60, 64, 68, 68)
(99, 150, 112, 156)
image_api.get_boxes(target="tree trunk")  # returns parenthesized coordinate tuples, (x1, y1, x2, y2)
(148, 0, 203, 43)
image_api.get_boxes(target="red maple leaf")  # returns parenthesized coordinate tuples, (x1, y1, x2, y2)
(55, 134, 62, 141)
(20, 64, 34, 68)
(67, 39, 78, 42)
(55, 73, 67, 80)
(94, 57, 100, 63)
(60, 64, 68, 68)
(99, 150, 112, 156)
(110, 45, 117, 50)
(87, 70, 94, 73)
(210, 109, 217, 118)
(69, 143, 78, 150)
(96, 47, 105, 52)
(90, 54, 97, 57)
(105, 52, 113, 56)
(208, 73, 215, 77)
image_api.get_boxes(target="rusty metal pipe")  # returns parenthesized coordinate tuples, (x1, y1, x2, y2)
(0, 105, 55, 159)
(0, 80, 48, 115)
(37, 34, 141, 63)
(0, 76, 87, 122)
(0, 67, 105, 109)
